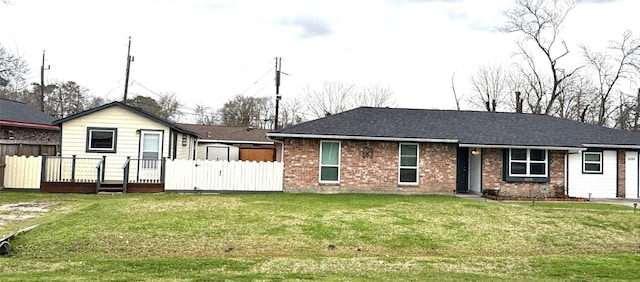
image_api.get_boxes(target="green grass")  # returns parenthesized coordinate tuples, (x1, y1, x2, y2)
(1, 192, 639, 281)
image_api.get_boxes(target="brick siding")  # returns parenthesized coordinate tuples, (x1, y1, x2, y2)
(481, 148, 565, 197)
(0, 125, 59, 142)
(617, 150, 625, 198)
(283, 138, 572, 195)
(282, 138, 457, 193)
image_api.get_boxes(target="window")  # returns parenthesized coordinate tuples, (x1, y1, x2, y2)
(508, 149, 547, 177)
(583, 152, 602, 173)
(399, 143, 419, 184)
(86, 128, 117, 153)
(319, 141, 340, 183)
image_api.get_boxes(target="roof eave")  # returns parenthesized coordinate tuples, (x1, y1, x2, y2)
(582, 143, 640, 149)
(459, 143, 584, 151)
(266, 133, 458, 143)
(197, 139, 273, 145)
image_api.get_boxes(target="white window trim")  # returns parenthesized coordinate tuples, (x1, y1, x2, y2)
(583, 151, 603, 173)
(87, 128, 117, 152)
(508, 149, 548, 177)
(319, 140, 341, 184)
(398, 143, 419, 185)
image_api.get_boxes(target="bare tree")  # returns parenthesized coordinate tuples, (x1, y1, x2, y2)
(279, 96, 305, 128)
(302, 81, 357, 118)
(356, 83, 396, 108)
(157, 92, 183, 122)
(450, 72, 462, 111)
(581, 31, 640, 126)
(467, 64, 510, 112)
(500, 0, 581, 115)
(0, 43, 29, 91)
(301, 81, 396, 119)
(194, 105, 218, 125)
(219, 94, 270, 127)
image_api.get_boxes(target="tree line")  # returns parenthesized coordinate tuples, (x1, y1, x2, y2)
(458, 0, 640, 130)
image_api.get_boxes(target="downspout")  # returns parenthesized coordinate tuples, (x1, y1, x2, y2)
(269, 138, 285, 162)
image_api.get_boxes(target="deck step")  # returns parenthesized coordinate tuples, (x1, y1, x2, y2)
(98, 181, 124, 193)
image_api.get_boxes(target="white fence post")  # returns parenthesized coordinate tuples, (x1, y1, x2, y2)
(164, 160, 283, 192)
(3, 155, 42, 189)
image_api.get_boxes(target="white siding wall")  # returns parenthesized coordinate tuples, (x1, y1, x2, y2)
(175, 133, 195, 160)
(60, 106, 171, 181)
(625, 151, 639, 199)
(568, 150, 617, 198)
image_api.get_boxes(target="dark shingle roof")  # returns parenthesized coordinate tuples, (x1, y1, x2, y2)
(178, 124, 272, 143)
(53, 101, 196, 136)
(0, 98, 58, 129)
(269, 107, 640, 148)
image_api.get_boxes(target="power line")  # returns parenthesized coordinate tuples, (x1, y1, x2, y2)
(238, 66, 275, 96)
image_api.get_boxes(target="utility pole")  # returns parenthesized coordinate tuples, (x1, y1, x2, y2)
(274, 57, 282, 130)
(123, 36, 134, 104)
(40, 50, 50, 112)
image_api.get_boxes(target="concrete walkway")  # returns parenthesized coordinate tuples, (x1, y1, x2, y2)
(454, 193, 639, 208)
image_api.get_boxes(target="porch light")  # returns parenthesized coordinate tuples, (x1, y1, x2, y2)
(471, 148, 480, 155)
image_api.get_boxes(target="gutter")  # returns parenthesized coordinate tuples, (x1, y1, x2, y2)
(197, 139, 274, 145)
(459, 143, 584, 152)
(582, 144, 640, 149)
(266, 133, 458, 143)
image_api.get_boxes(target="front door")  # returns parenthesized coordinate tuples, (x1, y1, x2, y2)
(139, 131, 162, 180)
(456, 147, 469, 193)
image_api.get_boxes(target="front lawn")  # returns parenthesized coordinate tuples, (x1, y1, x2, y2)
(1, 192, 639, 281)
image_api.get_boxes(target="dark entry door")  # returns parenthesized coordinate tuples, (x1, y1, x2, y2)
(456, 147, 469, 193)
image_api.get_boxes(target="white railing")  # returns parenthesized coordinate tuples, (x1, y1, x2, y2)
(165, 160, 283, 192)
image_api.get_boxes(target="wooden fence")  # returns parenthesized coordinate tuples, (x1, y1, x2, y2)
(3, 156, 284, 192)
(165, 159, 283, 192)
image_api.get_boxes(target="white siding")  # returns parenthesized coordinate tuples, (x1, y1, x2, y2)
(568, 150, 617, 198)
(60, 106, 171, 181)
(625, 151, 639, 199)
(175, 133, 195, 160)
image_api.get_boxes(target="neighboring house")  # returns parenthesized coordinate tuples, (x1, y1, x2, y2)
(267, 107, 640, 199)
(178, 124, 280, 162)
(0, 97, 59, 147)
(44, 101, 197, 193)
(0, 98, 59, 189)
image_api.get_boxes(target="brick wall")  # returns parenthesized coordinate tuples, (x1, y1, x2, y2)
(482, 148, 565, 197)
(617, 150, 625, 198)
(0, 125, 59, 142)
(282, 138, 457, 193)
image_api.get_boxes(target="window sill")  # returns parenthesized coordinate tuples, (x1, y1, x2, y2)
(86, 149, 117, 153)
(319, 182, 340, 186)
(503, 176, 549, 183)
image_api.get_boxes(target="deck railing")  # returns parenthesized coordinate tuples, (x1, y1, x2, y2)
(41, 155, 104, 182)
(123, 158, 166, 184)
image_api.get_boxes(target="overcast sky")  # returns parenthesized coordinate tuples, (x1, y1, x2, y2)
(1, 0, 638, 120)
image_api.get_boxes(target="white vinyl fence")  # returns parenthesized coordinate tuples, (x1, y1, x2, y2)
(4, 156, 284, 192)
(3, 155, 41, 189)
(165, 159, 283, 192)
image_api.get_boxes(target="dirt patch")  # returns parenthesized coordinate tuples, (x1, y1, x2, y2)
(0, 202, 57, 227)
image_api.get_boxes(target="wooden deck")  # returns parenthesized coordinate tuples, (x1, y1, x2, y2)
(40, 181, 164, 194)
